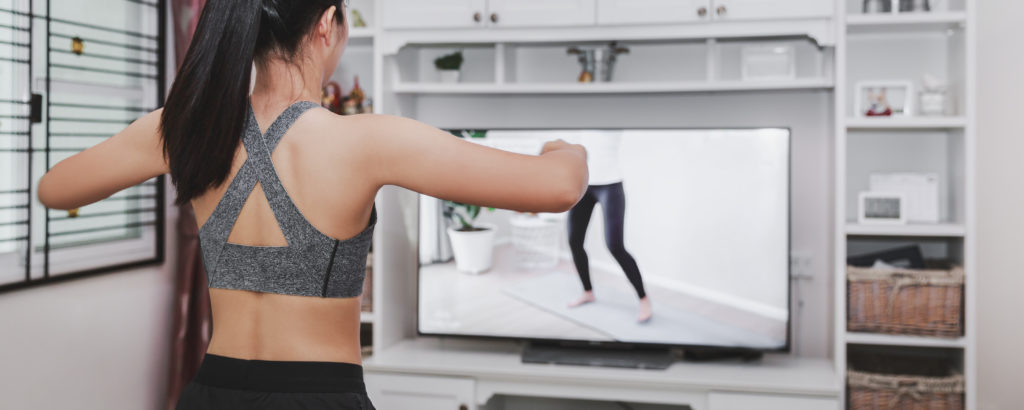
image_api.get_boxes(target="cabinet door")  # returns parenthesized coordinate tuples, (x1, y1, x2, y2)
(709, 392, 839, 410)
(365, 373, 477, 410)
(487, 0, 597, 28)
(382, 0, 487, 29)
(711, 0, 834, 21)
(598, 0, 712, 25)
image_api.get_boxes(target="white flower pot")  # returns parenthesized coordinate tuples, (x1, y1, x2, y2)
(446, 223, 496, 274)
(438, 69, 461, 84)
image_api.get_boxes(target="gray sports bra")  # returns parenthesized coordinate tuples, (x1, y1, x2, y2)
(197, 100, 376, 298)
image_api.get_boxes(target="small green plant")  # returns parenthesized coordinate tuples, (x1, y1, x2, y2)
(449, 129, 487, 139)
(434, 51, 464, 71)
(444, 201, 495, 231)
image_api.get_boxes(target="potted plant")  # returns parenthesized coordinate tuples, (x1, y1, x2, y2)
(434, 51, 464, 84)
(444, 201, 496, 274)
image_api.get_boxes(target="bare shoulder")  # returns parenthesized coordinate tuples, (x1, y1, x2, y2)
(299, 111, 424, 155)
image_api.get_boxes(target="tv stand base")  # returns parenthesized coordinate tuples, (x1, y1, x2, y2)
(521, 342, 675, 369)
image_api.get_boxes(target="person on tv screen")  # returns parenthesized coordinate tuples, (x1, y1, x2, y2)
(563, 130, 653, 324)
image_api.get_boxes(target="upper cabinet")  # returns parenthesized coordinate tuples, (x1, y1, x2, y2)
(488, 0, 597, 28)
(598, 0, 712, 25)
(714, 0, 833, 21)
(382, 0, 832, 29)
(383, 0, 596, 29)
(382, 0, 487, 29)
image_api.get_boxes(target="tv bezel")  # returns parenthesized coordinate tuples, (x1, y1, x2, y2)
(414, 126, 793, 354)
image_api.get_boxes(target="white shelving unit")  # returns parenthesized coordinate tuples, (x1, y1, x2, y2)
(845, 332, 966, 349)
(846, 116, 967, 130)
(393, 78, 835, 95)
(845, 11, 967, 33)
(343, 0, 976, 408)
(844, 223, 967, 237)
(835, 0, 975, 409)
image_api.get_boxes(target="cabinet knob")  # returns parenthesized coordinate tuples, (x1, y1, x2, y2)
(717, 5, 727, 16)
(473, 12, 482, 22)
(697, 6, 707, 17)
(490, 13, 499, 23)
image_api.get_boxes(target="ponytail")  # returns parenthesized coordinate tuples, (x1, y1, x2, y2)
(161, 0, 344, 206)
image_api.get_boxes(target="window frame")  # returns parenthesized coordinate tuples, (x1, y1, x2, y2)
(0, 0, 167, 294)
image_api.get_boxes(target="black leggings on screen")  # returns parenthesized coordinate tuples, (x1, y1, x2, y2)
(567, 182, 647, 299)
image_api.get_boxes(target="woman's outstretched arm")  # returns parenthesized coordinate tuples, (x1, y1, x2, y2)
(351, 114, 588, 213)
(37, 109, 169, 210)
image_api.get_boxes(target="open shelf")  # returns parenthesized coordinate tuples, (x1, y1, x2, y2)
(846, 332, 966, 349)
(392, 78, 834, 95)
(847, 12, 967, 33)
(845, 223, 966, 237)
(360, 311, 374, 324)
(846, 116, 967, 130)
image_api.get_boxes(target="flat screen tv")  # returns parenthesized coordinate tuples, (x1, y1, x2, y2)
(417, 128, 791, 352)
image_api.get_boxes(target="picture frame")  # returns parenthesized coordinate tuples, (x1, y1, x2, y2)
(855, 81, 914, 117)
(858, 191, 908, 225)
(741, 44, 796, 82)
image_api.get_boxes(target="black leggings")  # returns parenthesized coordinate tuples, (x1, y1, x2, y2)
(174, 353, 376, 410)
(567, 182, 647, 299)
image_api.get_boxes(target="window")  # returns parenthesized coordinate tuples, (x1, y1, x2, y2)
(0, 0, 166, 292)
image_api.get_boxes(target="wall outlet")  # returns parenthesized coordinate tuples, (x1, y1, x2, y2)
(790, 251, 814, 281)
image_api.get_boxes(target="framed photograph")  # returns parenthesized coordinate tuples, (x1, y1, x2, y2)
(741, 44, 796, 81)
(855, 81, 914, 117)
(858, 192, 907, 225)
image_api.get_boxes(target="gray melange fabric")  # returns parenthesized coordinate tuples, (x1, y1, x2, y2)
(197, 101, 376, 298)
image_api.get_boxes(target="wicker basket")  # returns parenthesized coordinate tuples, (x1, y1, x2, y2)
(847, 264, 964, 337)
(848, 370, 964, 410)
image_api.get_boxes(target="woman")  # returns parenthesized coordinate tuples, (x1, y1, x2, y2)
(36, 1, 588, 409)
(562, 131, 652, 324)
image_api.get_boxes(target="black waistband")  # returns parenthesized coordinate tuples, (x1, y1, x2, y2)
(193, 353, 366, 394)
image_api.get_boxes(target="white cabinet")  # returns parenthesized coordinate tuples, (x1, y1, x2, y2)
(711, 0, 833, 21)
(597, 0, 831, 25)
(365, 373, 477, 410)
(598, 0, 711, 25)
(382, 0, 486, 29)
(488, 0, 596, 27)
(383, 0, 595, 29)
(708, 392, 839, 410)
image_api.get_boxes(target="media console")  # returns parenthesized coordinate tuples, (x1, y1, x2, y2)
(363, 338, 839, 410)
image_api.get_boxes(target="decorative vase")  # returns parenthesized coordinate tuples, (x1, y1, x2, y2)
(439, 69, 461, 84)
(446, 223, 497, 274)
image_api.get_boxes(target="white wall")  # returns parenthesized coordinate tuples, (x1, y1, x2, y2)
(976, 1, 1024, 409)
(0, 212, 177, 409)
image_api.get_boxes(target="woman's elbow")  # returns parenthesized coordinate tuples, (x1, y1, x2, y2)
(37, 174, 68, 210)
(551, 168, 588, 213)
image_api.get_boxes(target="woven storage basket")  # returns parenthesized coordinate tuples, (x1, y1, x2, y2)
(847, 264, 964, 337)
(848, 370, 964, 410)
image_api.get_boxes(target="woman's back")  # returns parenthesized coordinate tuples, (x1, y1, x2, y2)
(37, 0, 587, 371)
(36, 1, 587, 408)
(190, 99, 378, 364)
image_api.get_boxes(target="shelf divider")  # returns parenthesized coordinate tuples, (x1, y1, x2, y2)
(846, 331, 966, 349)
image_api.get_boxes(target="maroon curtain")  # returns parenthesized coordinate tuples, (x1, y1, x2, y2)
(165, 1, 210, 410)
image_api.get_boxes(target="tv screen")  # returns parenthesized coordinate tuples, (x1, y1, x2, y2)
(417, 128, 790, 351)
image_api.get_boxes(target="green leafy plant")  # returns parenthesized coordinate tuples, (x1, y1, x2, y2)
(444, 201, 495, 232)
(434, 51, 464, 71)
(449, 129, 487, 139)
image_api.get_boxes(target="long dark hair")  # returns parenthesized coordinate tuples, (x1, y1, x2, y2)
(161, 0, 344, 205)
